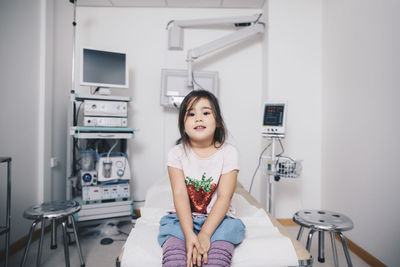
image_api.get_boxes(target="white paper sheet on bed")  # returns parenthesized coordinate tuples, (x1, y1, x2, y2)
(121, 178, 298, 267)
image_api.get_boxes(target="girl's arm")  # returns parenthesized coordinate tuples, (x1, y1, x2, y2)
(168, 166, 204, 267)
(198, 169, 238, 263)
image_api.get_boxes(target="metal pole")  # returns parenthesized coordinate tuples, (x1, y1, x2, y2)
(318, 231, 325, 262)
(5, 158, 11, 267)
(36, 218, 46, 267)
(61, 220, 71, 267)
(268, 138, 276, 216)
(330, 232, 339, 267)
(66, 0, 77, 200)
(71, 0, 77, 94)
(20, 220, 39, 267)
(70, 215, 85, 266)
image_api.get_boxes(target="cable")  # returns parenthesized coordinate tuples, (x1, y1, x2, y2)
(254, 13, 263, 23)
(276, 136, 284, 156)
(107, 140, 119, 160)
(173, 102, 180, 109)
(191, 72, 202, 90)
(92, 86, 100, 95)
(118, 230, 129, 236)
(166, 20, 174, 30)
(248, 142, 272, 193)
(74, 102, 83, 125)
(254, 13, 265, 28)
(269, 131, 284, 156)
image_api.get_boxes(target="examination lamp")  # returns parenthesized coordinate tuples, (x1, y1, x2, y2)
(167, 13, 265, 88)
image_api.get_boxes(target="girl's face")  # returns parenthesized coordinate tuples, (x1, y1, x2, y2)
(184, 97, 217, 145)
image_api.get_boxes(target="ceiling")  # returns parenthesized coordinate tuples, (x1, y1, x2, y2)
(75, 0, 266, 9)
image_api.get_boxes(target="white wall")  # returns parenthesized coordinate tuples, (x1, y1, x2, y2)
(265, 0, 323, 217)
(322, 0, 400, 265)
(51, 0, 73, 200)
(74, 7, 264, 206)
(0, 0, 42, 246)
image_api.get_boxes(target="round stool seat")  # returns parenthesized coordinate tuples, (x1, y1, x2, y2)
(293, 209, 353, 232)
(21, 200, 85, 267)
(23, 200, 81, 220)
(293, 209, 354, 267)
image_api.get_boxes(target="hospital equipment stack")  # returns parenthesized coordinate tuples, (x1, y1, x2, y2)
(66, 93, 135, 223)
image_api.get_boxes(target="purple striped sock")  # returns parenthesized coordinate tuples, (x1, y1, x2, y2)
(162, 236, 186, 267)
(203, 240, 234, 267)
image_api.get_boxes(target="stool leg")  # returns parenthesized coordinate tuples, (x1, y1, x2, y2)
(20, 219, 39, 267)
(338, 232, 353, 267)
(296, 226, 304, 241)
(5, 223, 10, 267)
(51, 219, 57, 249)
(306, 229, 316, 251)
(70, 215, 85, 267)
(318, 231, 325, 263)
(61, 219, 70, 267)
(330, 232, 339, 267)
(36, 217, 46, 267)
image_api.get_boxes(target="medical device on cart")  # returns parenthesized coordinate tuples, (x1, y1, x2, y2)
(78, 150, 98, 186)
(260, 101, 302, 216)
(96, 152, 131, 182)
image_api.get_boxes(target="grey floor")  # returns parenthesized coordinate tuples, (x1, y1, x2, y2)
(2, 222, 370, 267)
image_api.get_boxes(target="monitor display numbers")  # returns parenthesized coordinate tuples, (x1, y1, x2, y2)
(263, 105, 284, 127)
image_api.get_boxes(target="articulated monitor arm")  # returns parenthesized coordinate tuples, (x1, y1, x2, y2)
(186, 22, 264, 87)
(167, 14, 265, 87)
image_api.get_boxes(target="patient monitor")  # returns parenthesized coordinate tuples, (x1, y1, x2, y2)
(262, 101, 287, 137)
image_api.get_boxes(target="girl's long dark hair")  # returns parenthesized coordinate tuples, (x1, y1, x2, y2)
(176, 90, 226, 147)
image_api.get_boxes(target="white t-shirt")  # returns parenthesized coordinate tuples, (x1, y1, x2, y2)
(167, 143, 239, 216)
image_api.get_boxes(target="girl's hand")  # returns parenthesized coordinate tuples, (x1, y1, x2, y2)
(197, 232, 211, 264)
(192, 247, 203, 267)
(185, 232, 204, 267)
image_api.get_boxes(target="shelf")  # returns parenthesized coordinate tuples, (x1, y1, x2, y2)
(73, 197, 133, 222)
(72, 93, 132, 102)
(70, 126, 135, 139)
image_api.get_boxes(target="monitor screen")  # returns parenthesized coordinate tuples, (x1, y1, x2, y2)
(263, 104, 284, 126)
(262, 102, 287, 137)
(81, 47, 128, 88)
(160, 69, 219, 107)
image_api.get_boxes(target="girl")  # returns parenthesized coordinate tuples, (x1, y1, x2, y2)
(158, 90, 245, 267)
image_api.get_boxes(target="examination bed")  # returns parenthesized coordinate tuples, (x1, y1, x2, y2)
(116, 178, 312, 267)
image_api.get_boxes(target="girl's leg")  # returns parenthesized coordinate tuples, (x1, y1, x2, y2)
(162, 236, 187, 267)
(203, 240, 234, 267)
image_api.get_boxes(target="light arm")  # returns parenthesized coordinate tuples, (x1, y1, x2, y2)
(172, 13, 262, 28)
(168, 13, 264, 51)
(186, 23, 264, 86)
(166, 13, 265, 89)
(187, 23, 264, 59)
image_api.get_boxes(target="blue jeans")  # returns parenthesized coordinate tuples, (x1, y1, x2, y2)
(158, 213, 245, 246)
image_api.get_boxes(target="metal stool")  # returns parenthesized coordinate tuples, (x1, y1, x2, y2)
(293, 209, 353, 267)
(20, 200, 85, 267)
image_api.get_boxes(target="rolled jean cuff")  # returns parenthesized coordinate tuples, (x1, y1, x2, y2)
(158, 213, 245, 246)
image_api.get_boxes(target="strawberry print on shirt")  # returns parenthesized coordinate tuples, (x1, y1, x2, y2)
(186, 173, 217, 214)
